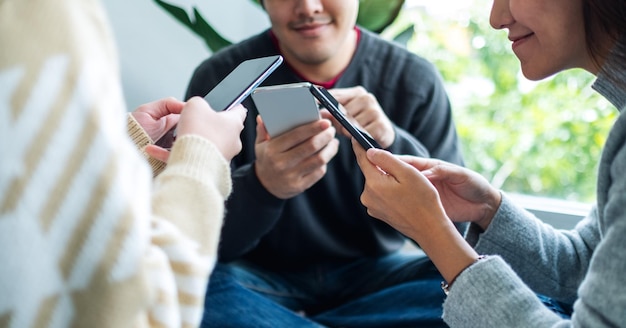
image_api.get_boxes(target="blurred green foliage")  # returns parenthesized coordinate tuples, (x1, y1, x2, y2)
(154, 0, 616, 202)
(385, 1, 615, 202)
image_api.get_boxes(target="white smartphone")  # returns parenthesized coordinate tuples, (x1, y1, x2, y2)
(252, 82, 321, 137)
(155, 55, 283, 148)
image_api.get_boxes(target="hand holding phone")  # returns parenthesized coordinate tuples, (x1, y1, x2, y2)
(309, 85, 381, 150)
(155, 55, 283, 149)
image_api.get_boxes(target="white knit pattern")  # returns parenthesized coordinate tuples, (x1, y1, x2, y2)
(0, 0, 223, 326)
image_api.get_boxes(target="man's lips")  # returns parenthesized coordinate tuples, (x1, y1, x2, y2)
(290, 17, 332, 30)
(294, 23, 325, 31)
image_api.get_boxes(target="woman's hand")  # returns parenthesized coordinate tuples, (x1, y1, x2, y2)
(131, 97, 183, 142)
(353, 141, 501, 232)
(134, 97, 247, 163)
(174, 97, 247, 161)
(352, 140, 485, 284)
(396, 154, 501, 230)
(352, 141, 450, 240)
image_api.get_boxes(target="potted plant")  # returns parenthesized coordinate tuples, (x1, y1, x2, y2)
(153, 0, 406, 52)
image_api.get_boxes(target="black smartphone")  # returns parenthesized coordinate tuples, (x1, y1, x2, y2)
(155, 55, 284, 149)
(309, 85, 381, 150)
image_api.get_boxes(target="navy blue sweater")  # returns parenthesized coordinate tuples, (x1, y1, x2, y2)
(186, 28, 464, 270)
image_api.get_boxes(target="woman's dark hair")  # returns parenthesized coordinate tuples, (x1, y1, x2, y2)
(584, 0, 626, 86)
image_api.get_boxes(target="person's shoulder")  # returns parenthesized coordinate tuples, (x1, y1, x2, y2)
(603, 106, 626, 156)
(344, 29, 446, 99)
(357, 28, 438, 74)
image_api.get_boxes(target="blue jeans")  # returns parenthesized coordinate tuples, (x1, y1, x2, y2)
(201, 250, 448, 327)
(537, 294, 573, 319)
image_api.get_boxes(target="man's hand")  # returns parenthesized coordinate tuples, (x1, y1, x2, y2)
(254, 115, 339, 199)
(330, 86, 395, 148)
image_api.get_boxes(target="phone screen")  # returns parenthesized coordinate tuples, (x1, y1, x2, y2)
(205, 55, 283, 111)
(155, 55, 283, 149)
(309, 85, 381, 150)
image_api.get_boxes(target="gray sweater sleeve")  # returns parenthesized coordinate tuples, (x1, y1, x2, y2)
(466, 195, 599, 301)
(443, 193, 626, 327)
(442, 256, 563, 328)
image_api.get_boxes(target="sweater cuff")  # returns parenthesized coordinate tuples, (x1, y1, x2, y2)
(166, 134, 232, 198)
(465, 192, 512, 247)
(127, 113, 153, 145)
(126, 113, 167, 175)
(442, 256, 560, 327)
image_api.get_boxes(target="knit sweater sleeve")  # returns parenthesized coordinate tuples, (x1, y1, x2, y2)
(444, 191, 625, 327)
(126, 114, 167, 177)
(442, 256, 564, 327)
(0, 0, 230, 327)
(465, 195, 598, 300)
(442, 195, 593, 327)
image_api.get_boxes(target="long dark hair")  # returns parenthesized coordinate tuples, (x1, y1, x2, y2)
(584, 0, 626, 86)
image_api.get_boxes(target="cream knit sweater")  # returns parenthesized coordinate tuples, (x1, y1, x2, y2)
(0, 0, 230, 327)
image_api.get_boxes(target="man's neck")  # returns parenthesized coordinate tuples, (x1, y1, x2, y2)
(271, 28, 360, 85)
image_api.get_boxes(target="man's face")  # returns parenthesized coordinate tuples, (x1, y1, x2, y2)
(263, 0, 359, 66)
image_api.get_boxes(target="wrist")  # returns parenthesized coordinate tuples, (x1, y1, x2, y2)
(476, 189, 502, 230)
(441, 255, 488, 295)
(416, 221, 480, 284)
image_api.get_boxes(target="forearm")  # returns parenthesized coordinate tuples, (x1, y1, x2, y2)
(415, 219, 480, 285)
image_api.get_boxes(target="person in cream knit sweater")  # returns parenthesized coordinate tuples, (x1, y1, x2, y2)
(0, 0, 247, 327)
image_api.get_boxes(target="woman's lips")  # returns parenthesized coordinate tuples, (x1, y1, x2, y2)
(510, 33, 534, 50)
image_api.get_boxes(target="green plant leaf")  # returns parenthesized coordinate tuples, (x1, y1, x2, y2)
(392, 25, 414, 46)
(192, 8, 231, 51)
(153, 0, 231, 52)
(357, 0, 405, 33)
(154, 0, 193, 27)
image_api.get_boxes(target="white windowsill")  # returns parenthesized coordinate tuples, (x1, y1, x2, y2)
(402, 193, 591, 253)
(507, 193, 592, 230)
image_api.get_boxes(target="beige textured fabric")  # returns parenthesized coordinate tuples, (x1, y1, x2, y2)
(0, 0, 231, 327)
(127, 114, 167, 177)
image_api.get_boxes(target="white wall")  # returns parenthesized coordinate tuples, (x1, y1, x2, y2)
(102, 0, 270, 110)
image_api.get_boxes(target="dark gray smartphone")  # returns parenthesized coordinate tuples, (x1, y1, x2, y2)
(309, 85, 381, 150)
(155, 55, 283, 149)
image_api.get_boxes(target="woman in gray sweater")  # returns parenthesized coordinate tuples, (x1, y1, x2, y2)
(352, 0, 626, 326)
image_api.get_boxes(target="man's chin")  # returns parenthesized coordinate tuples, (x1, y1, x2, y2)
(283, 42, 332, 64)
(293, 51, 332, 66)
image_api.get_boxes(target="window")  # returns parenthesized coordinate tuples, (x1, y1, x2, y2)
(386, 0, 614, 208)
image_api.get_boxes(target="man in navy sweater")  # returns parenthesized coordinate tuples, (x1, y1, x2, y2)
(186, 0, 464, 326)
